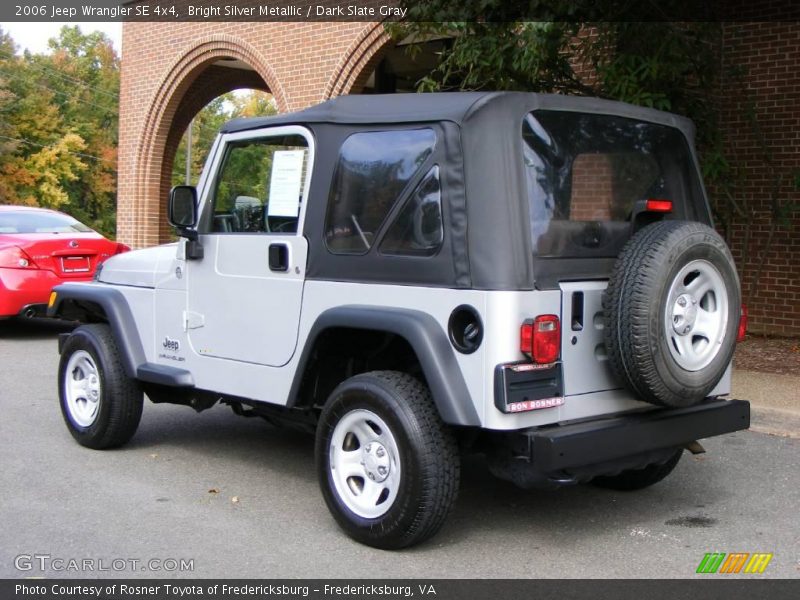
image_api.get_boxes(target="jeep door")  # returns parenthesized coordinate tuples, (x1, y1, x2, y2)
(185, 126, 313, 367)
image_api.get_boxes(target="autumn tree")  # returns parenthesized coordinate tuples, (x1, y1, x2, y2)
(0, 26, 119, 236)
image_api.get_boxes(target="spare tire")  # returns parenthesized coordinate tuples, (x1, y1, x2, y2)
(603, 220, 740, 407)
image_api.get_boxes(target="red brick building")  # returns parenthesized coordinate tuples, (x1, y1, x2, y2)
(118, 20, 799, 335)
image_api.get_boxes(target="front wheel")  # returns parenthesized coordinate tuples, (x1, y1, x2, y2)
(58, 324, 143, 449)
(315, 371, 459, 549)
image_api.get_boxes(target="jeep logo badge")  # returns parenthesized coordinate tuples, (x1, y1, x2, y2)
(163, 337, 180, 352)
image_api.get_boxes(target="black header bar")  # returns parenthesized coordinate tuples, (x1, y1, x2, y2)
(2, 0, 799, 22)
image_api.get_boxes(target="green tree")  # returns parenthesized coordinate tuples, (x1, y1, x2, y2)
(0, 26, 119, 236)
(43, 26, 120, 235)
(388, 15, 724, 215)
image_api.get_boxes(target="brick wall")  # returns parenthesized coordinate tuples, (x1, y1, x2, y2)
(570, 154, 614, 221)
(718, 23, 800, 336)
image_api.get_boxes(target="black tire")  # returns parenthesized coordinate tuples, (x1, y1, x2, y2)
(603, 221, 740, 407)
(591, 450, 683, 491)
(58, 323, 143, 449)
(315, 371, 459, 549)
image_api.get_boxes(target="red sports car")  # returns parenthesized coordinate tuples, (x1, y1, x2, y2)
(0, 206, 129, 318)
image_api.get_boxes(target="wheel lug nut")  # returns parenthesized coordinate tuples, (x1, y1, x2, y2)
(367, 472, 375, 481)
(378, 466, 387, 475)
(376, 447, 385, 458)
(364, 444, 371, 453)
(678, 297, 686, 307)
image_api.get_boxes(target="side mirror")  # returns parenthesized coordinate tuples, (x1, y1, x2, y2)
(168, 185, 198, 229)
(168, 186, 203, 259)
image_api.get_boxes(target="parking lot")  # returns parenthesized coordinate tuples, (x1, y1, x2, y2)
(1, 319, 798, 579)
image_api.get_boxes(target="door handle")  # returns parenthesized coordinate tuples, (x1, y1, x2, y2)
(268, 243, 289, 272)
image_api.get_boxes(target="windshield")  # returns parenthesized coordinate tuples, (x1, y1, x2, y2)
(522, 110, 705, 259)
(0, 210, 94, 234)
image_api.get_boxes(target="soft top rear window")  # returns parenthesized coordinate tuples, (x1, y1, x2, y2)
(522, 110, 705, 259)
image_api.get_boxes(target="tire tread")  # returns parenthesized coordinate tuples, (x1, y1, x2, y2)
(603, 221, 739, 407)
(59, 323, 143, 449)
(316, 370, 459, 549)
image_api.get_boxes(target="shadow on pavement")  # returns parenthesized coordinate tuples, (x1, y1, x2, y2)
(0, 317, 75, 339)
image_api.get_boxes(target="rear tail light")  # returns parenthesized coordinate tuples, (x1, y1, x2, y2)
(521, 315, 561, 364)
(0, 246, 38, 269)
(737, 304, 748, 342)
(115, 243, 131, 254)
(645, 198, 673, 213)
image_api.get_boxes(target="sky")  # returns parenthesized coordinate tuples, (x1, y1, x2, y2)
(0, 22, 122, 54)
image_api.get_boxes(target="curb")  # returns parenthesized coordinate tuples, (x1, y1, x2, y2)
(749, 405, 800, 439)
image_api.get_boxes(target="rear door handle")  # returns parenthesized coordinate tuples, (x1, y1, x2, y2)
(268, 243, 289, 272)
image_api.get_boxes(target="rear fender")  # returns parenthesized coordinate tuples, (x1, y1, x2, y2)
(289, 306, 480, 426)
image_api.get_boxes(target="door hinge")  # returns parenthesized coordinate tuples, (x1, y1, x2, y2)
(183, 310, 205, 331)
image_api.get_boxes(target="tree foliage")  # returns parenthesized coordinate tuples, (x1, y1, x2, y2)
(0, 25, 119, 236)
(171, 90, 277, 187)
(388, 14, 723, 198)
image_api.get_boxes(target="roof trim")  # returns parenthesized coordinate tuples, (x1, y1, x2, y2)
(220, 92, 695, 136)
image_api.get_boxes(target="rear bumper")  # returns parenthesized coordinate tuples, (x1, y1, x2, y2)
(517, 399, 750, 472)
(0, 267, 92, 317)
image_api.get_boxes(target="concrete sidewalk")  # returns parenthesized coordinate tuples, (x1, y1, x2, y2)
(731, 369, 800, 437)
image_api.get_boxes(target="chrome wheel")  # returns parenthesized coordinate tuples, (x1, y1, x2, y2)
(665, 259, 729, 371)
(63, 350, 101, 427)
(329, 409, 401, 519)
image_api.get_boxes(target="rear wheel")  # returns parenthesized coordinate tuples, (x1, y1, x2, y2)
(315, 371, 459, 549)
(591, 450, 683, 491)
(58, 324, 143, 449)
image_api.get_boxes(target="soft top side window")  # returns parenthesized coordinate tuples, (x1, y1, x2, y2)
(380, 165, 443, 257)
(325, 128, 437, 255)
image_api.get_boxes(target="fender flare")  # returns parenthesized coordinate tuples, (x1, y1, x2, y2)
(49, 284, 193, 387)
(289, 305, 480, 426)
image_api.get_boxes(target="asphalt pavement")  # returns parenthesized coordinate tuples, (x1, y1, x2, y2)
(0, 319, 798, 579)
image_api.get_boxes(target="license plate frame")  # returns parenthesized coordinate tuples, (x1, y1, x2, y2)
(61, 256, 90, 273)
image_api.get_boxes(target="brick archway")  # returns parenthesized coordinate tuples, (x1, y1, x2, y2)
(123, 36, 284, 247)
(324, 22, 393, 97)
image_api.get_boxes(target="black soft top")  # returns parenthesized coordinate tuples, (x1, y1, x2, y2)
(221, 91, 695, 140)
(222, 92, 704, 291)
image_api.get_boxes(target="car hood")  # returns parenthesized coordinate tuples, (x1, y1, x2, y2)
(97, 244, 178, 288)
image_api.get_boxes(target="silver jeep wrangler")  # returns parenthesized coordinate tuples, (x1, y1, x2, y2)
(49, 92, 749, 549)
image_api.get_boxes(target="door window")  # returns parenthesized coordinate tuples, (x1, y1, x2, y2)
(207, 134, 309, 234)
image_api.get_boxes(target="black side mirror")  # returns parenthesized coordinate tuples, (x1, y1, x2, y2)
(168, 185, 198, 229)
(168, 186, 203, 259)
